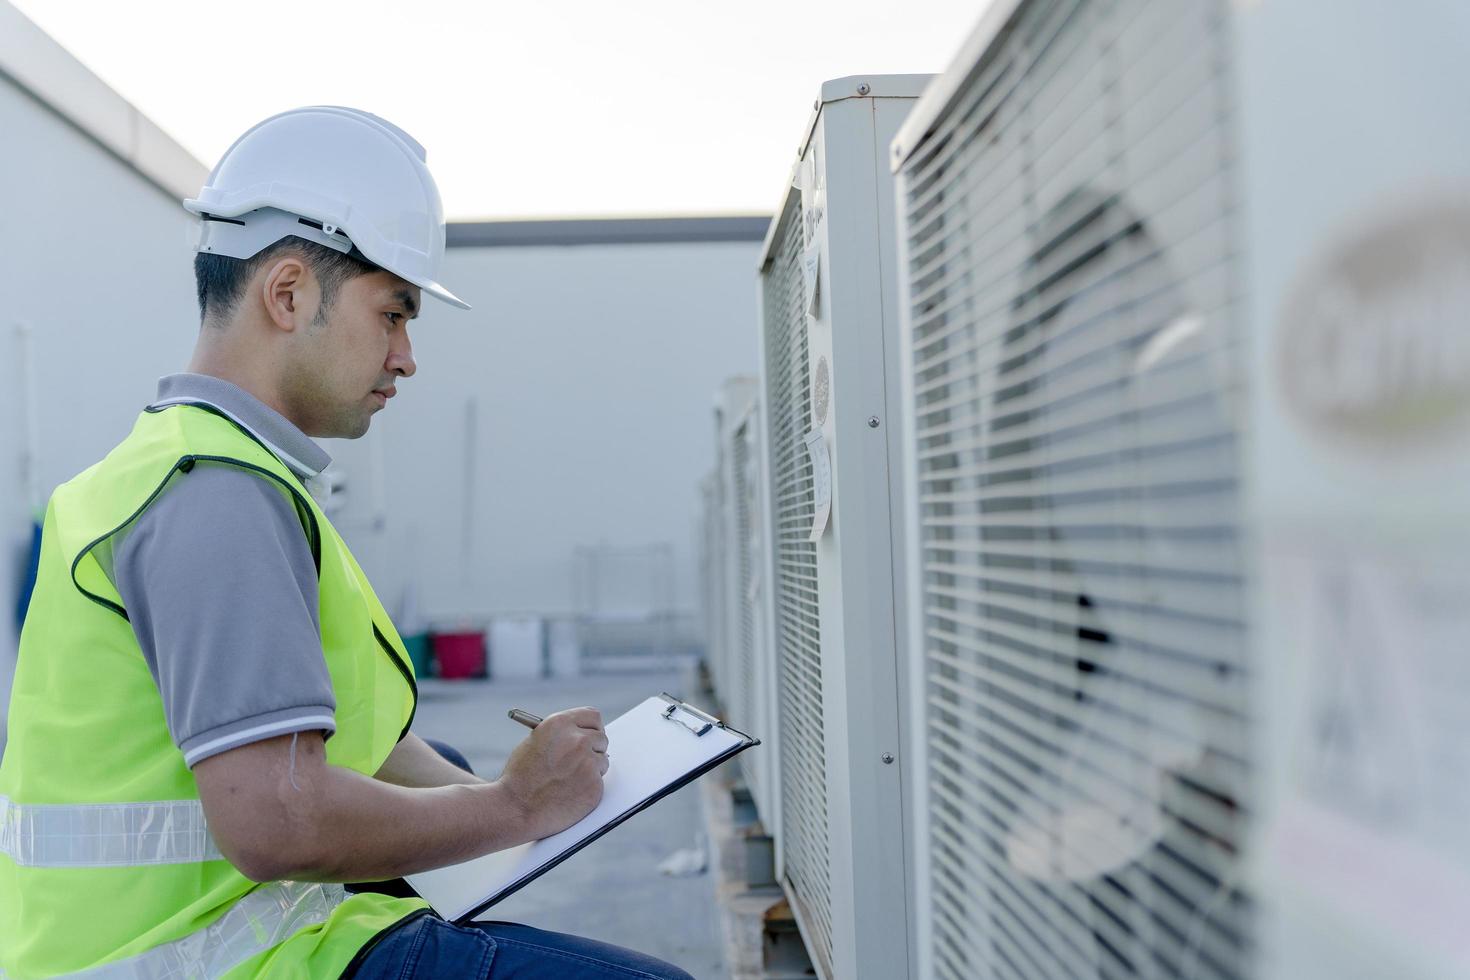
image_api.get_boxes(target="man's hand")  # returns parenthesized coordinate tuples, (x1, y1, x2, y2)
(497, 707, 608, 840)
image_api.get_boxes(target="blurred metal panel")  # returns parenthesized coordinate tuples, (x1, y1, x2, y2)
(894, 2, 1250, 978)
(1232, 3, 1470, 978)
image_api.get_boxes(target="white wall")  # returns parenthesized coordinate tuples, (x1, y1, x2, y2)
(0, 74, 202, 727)
(325, 239, 761, 627)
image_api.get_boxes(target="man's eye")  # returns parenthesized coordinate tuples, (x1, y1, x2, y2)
(385, 313, 402, 326)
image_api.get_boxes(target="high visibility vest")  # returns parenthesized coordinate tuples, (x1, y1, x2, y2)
(0, 404, 428, 978)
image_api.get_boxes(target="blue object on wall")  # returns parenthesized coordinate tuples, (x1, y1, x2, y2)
(14, 518, 41, 637)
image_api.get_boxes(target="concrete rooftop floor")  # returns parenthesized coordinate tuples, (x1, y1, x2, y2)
(411, 666, 730, 979)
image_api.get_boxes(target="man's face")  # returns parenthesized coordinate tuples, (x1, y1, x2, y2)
(284, 269, 420, 439)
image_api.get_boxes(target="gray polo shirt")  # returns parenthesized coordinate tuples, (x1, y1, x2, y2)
(110, 374, 341, 767)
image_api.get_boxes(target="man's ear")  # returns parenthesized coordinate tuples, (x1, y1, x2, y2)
(259, 257, 318, 333)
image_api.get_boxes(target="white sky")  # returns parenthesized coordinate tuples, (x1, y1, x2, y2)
(13, 0, 985, 220)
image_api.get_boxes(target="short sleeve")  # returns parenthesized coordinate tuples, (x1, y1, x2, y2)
(112, 462, 337, 767)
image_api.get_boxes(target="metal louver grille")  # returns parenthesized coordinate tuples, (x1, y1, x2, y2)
(732, 419, 759, 795)
(763, 193, 834, 969)
(901, 1, 1248, 978)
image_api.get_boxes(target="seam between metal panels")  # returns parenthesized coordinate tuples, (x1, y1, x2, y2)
(863, 94, 917, 976)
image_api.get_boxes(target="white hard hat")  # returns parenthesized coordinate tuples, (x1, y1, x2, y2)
(184, 106, 469, 310)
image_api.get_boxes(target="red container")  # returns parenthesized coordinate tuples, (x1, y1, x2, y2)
(432, 631, 486, 679)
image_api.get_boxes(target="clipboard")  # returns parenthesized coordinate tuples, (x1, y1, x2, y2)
(406, 694, 759, 922)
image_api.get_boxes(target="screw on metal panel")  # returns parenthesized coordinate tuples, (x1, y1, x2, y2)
(868, 416, 881, 428)
(857, 82, 871, 96)
(881, 753, 895, 764)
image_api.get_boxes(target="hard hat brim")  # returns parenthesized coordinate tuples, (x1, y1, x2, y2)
(418, 278, 471, 310)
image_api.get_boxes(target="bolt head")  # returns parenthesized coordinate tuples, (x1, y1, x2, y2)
(868, 416, 881, 428)
(857, 82, 871, 96)
(881, 752, 895, 764)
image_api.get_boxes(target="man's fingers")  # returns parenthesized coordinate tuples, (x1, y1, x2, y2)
(590, 734, 609, 754)
(599, 755, 610, 775)
(558, 706, 604, 732)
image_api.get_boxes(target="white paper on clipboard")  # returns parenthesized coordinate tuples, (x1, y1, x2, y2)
(406, 696, 756, 922)
(804, 429, 832, 541)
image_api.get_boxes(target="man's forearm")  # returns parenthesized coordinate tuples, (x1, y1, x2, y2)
(197, 733, 529, 884)
(282, 767, 525, 883)
(374, 731, 484, 788)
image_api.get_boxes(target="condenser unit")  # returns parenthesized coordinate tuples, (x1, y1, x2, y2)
(756, 74, 930, 980)
(699, 470, 728, 698)
(891, 1, 1470, 979)
(703, 378, 754, 712)
(708, 376, 781, 822)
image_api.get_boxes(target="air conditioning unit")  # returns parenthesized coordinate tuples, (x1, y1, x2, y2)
(701, 379, 750, 709)
(698, 472, 721, 674)
(891, 1, 1470, 979)
(706, 376, 780, 818)
(757, 74, 930, 980)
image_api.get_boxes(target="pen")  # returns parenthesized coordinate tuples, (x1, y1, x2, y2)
(508, 708, 543, 730)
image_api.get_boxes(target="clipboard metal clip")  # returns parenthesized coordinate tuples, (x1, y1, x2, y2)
(661, 701, 714, 737)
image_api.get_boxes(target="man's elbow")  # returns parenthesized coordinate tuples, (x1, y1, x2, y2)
(196, 732, 339, 882)
(216, 820, 333, 882)
(211, 781, 339, 881)
(226, 845, 293, 884)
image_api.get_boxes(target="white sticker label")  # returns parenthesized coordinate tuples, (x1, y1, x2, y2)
(802, 242, 821, 317)
(804, 429, 832, 542)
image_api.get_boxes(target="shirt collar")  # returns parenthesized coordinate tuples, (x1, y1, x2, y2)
(149, 374, 332, 479)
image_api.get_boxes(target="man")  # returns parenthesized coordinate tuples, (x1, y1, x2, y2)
(0, 107, 695, 979)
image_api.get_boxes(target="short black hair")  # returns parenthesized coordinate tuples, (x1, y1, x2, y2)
(193, 235, 379, 325)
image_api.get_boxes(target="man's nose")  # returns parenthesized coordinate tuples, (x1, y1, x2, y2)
(387, 329, 416, 378)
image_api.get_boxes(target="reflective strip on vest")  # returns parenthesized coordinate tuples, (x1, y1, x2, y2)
(0, 796, 223, 867)
(67, 881, 345, 979)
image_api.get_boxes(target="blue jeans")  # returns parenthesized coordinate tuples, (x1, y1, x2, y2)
(343, 911, 697, 979)
(344, 741, 696, 978)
